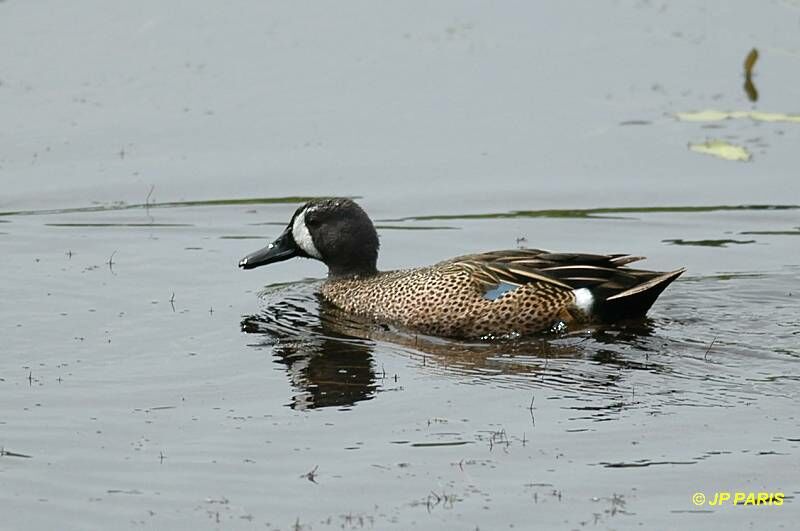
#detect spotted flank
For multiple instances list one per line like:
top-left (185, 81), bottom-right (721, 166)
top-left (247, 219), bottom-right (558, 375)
top-left (240, 198), bottom-right (685, 339)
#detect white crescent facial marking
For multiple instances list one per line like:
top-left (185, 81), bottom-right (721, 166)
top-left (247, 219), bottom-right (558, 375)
top-left (573, 288), bottom-right (594, 313)
top-left (292, 208), bottom-right (322, 259)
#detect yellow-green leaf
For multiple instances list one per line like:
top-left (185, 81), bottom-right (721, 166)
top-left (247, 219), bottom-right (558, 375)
top-left (675, 110), bottom-right (800, 123)
top-left (688, 140), bottom-right (752, 162)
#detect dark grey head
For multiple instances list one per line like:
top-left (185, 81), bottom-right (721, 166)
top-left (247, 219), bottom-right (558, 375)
top-left (239, 198), bottom-right (379, 277)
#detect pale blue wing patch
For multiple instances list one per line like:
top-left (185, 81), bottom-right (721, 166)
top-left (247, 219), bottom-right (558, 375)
top-left (482, 281), bottom-right (520, 301)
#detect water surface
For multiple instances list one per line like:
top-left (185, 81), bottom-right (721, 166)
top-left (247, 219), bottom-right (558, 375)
top-left (2, 1), bottom-right (800, 530)
top-left (3, 200), bottom-right (798, 530)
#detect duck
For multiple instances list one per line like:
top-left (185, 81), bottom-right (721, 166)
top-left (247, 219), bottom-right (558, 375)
top-left (239, 198), bottom-right (685, 339)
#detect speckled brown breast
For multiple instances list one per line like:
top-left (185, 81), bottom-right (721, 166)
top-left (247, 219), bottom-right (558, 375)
top-left (320, 261), bottom-right (579, 338)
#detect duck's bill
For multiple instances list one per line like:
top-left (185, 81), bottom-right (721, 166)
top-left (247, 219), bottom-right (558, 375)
top-left (238, 229), bottom-right (299, 270)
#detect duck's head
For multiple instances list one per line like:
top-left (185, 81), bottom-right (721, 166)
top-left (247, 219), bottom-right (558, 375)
top-left (239, 198), bottom-right (379, 277)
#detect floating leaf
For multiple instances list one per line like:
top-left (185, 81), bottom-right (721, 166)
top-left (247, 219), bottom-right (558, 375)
top-left (675, 110), bottom-right (800, 123)
top-left (688, 140), bottom-right (752, 161)
top-left (676, 110), bottom-right (734, 122)
top-left (747, 111), bottom-right (800, 122)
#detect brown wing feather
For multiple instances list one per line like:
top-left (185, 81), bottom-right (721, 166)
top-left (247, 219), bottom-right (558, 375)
top-left (445, 249), bottom-right (646, 269)
top-left (444, 259), bottom-right (573, 292)
top-left (443, 249), bottom-right (679, 303)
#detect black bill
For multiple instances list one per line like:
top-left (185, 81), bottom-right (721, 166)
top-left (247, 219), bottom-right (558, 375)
top-left (238, 228), bottom-right (300, 270)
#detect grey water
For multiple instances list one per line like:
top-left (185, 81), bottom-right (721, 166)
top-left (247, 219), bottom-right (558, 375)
top-left (2, 1), bottom-right (799, 530)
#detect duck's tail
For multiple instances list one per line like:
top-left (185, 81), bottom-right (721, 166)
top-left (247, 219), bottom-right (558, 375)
top-left (591, 267), bottom-right (686, 321)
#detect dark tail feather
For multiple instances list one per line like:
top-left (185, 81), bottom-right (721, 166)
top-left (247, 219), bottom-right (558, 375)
top-left (595, 268), bottom-right (685, 321)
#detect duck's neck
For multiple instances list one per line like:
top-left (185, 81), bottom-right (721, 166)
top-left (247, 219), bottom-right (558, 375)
top-left (327, 263), bottom-right (379, 279)
top-left (323, 239), bottom-right (379, 278)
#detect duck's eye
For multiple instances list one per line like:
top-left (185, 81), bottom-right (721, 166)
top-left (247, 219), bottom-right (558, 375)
top-left (305, 213), bottom-right (320, 227)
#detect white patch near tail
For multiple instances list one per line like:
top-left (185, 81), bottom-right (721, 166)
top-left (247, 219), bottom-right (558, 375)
top-left (292, 208), bottom-right (322, 259)
top-left (573, 288), bottom-right (594, 313)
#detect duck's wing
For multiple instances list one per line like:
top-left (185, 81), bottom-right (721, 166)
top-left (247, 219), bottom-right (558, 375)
top-left (451, 258), bottom-right (575, 292)
top-left (444, 249), bottom-right (685, 320)
top-left (446, 249), bottom-right (645, 269)
top-left (444, 249), bottom-right (649, 289)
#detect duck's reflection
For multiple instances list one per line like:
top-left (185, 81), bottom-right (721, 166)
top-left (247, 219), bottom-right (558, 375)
top-left (241, 285), bottom-right (379, 410)
top-left (241, 282), bottom-right (667, 410)
top-left (271, 334), bottom-right (376, 410)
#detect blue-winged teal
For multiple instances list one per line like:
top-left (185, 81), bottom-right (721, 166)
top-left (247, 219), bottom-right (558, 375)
top-left (240, 198), bottom-right (685, 339)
